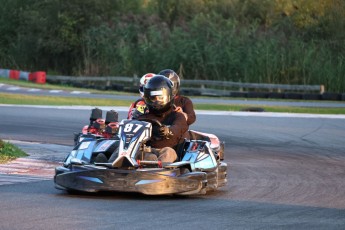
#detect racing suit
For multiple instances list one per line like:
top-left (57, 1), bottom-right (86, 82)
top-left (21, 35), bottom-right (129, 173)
top-left (128, 95), bottom-right (196, 125)
top-left (173, 95), bottom-right (196, 126)
top-left (136, 107), bottom-right (188, 162)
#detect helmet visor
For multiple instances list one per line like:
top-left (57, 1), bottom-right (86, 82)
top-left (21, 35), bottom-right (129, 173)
top-left (145, 89), bottom-right (170, 109)
top-left (149, 90), bottom-right (169, 102)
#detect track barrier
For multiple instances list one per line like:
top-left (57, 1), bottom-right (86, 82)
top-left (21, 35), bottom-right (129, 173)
top-left (0, 68), bottom-right (46, 84)
top-left (1, 70), bottom-right (343, 101)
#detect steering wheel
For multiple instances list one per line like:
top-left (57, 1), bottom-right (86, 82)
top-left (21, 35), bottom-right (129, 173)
top-left (137, 118), bottom-right (164, 140)
top-left (137, 118), bottom-right (163, 127)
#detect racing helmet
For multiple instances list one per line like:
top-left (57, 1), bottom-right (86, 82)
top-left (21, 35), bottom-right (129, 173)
top-left (158, 69), bottom-right (180, 97)
top-left (143, 75), bottom-right (174, 114)
top-left (139, 73), bottom-right (155, 97)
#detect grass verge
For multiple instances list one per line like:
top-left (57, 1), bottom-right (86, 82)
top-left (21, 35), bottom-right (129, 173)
top-left (196, 104), bottom-right (345, 115)
top-left (1, 78), bottom-right (345, 114)
top-left (0, 78), bottom-right (133, 95)
top-left (0, 92), bottom-right (132, 106)
top-left (1, 92), bottom-right (345, 114)
top-left (0, 140), bottom-right (28, 164)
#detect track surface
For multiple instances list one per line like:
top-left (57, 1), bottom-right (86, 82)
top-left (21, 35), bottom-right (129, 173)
top-left (0, 105), bottom-right (344, 229)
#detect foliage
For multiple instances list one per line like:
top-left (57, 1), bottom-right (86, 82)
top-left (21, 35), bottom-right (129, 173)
top-left (0, 139), bottom-right (27, 163)
top-left (0, 0), bottom-right (344, 92)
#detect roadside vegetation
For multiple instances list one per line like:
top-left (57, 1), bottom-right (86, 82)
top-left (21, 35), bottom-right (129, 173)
top-left (0, 0), bottom-right (344, 93)
top-left (1, 77), bottom-right (345, 115)
top-left (2, 1), bottom-right (344, 163)
top-left (0, 140), bottom-right (27, 164)
top-left (1, 90), bottom-right (345, 115)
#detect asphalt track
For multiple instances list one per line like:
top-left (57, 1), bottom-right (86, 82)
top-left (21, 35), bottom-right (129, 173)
top-left (0, 105), bottom-right (344, 229)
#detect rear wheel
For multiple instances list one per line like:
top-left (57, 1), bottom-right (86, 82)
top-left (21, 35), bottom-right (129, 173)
top-left (218, 141), bottom-right (225, 161)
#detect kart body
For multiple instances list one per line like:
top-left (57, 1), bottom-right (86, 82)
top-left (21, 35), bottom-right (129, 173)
top-left (54, 109), bottom-right (227, 195)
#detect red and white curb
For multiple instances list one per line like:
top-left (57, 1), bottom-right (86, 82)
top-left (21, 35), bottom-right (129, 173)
top-left (0, 158), bottom-right (60, 185)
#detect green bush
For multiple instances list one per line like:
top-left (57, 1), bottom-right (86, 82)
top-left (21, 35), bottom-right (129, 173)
top-left (0, 0), bottom-right (344, 92)
top-left (0, 140), bottom-right (27, 163)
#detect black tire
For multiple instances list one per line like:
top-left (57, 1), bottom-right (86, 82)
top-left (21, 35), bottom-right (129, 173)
top-left (92, 153), bottom-right (108, 163)
top-left (65, 189), bottom-right (81, 195)
top-left (217, 162), bottom-right (227, 187)
top-left (179, 167), bottom-right (190, 175)
top-left (206, 169), bottom-right (218, 192)
top-left (240, 107), bottom-right (265, 112)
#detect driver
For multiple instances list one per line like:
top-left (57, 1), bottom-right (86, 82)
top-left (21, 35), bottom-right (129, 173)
top-left (127, 73), bottom-right (154, 119)
top-left (135, 74), bottom-right (188, 163)
top-left (158, 69), bottom-right (196, 126)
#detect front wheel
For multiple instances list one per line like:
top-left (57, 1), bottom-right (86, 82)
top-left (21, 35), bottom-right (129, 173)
top-left (217, 162), bottom-right (227, 187)
top-left (179, 167), bottom-right (190, 175)
top-left (206, 169), bottom-right (218, 192)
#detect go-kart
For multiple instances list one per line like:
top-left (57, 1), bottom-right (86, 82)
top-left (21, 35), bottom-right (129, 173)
top-left (54, 108), bottom-right (227, 195)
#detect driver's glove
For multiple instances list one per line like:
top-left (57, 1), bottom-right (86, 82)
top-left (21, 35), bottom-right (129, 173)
top-left (175, 106), bottom-right (188, 120)
top-left (158, 125), bottom-right (173, 139)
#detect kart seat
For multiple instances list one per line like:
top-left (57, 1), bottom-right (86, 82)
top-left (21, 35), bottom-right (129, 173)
top-left (174, 138), bottom-right (190, 161)
top-left (188, 130), bottom-right (220, 151)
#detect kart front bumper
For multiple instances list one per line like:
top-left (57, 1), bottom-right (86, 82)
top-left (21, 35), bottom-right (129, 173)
top-left (54, 166), bottom-right (207, 195)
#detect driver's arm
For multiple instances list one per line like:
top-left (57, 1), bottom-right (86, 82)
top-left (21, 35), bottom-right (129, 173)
top-left (181, 97), bottom-right (196, 125)
top-left (168, 112), bottom-right (188, 138)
